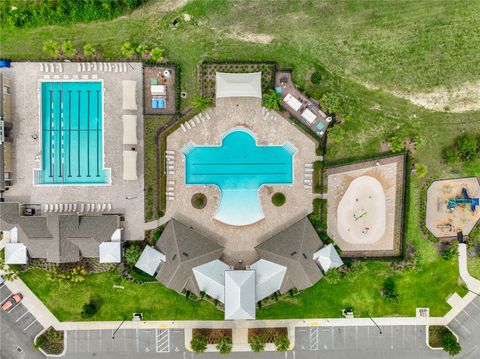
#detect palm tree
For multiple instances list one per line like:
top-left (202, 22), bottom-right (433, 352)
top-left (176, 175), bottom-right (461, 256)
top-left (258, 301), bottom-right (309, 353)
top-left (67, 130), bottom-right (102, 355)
top-left (42, 40), bottom-right (60, 58)
top-left (262, 90), bottom-right (282, 110)
top-left (191, 95), bottom-right (212, 112)
top-left (120, 41), bottom-right (135, 59)
top-left (83, 43), bottom-right (96, 59)
top-left (150, 47), bottom-right (164, 63)
top-left (61, 40), bottom-right (76, 58)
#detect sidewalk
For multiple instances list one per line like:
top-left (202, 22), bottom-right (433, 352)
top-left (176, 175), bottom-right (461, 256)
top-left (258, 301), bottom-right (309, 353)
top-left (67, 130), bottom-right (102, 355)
top-left (144, 214), bottom-right (171, 231)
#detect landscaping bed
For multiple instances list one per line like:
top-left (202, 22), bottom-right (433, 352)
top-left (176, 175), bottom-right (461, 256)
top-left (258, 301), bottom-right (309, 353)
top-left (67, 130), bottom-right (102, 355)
top-left (35, 327), bottom-right (64, 355)
top-left (271, 192), bottom-right (286, 207)
top-left (191, 193), bottom-right (207, 209)
top-left (192, 328), bottom-right (232, 345)
top-left (248, 328), bottom-right (287, 343)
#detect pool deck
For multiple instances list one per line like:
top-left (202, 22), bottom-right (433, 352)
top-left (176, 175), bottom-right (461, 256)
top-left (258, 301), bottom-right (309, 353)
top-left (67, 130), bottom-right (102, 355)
top-left (166, 97), bottom-right (318, 265)
top-left (0, 62), bottom-right (145, 242)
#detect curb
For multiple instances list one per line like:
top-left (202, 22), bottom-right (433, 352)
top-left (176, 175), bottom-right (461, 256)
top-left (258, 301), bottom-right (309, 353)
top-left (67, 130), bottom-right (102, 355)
top-left (34, 328), bottom-right (67, 357)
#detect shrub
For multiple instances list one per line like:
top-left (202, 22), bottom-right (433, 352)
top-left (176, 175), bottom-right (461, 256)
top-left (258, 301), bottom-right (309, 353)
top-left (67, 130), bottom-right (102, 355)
top-left (191, 95), bottom-right (212, 112)
top-left (136, 43), bottom-right (149, 58)
top-left (387, 136), bottom-right (405, 153)
top-left (414, 163), bottom-right (427, 178)
top-left (216, 336), bottom-right (232, 355)
top-left (320, 92), bottom-right (341, 114)
top-left (310, 72), bottom-right (322, 84)
top-left (34, 327), bottom-right (64, 355)
top-left (83, 43), bottom-right (96, 59)
top-left (42, 40), bottom-right (59, 58)
top-left (190, 333), bottom-right (208, 353)
top-left (249, 335), bottom-right (266, 352)
top-left (120, 41), bottom-right (135, 59)
top-left (150, 47), bottom-right (164, 63)
top-left (324, 268), bottom-right (342, 284)
top-left (124, 244), bottom-right (142, 266)
top-left (328, 126), bottom-right (345, 143)
top-left (152, 230), bottom-right (162, 241)
top-left (274, 335), bottom-right (290, 352)
top-left (442, 333), bottom-right (461, 356)
top-left (69, 266), bottom-right (86, 283)
top-left (81, 299), bottom-right (99, 319)
top-left (456, 135), bottom-right (478, 161)
top-left (443, 148), bottom-right (460, 164)
top-left (262, 90), bottom-right (282, 110)
top-left (61, 40), bottom-right (76, 58)
top-left (382, 277), bottom-right (399, 303)
top-left (272, 192), bottom-right (286, 207)
top-left (313, 160), bottom-right (322, 170)
top-left (442, 243), bottom-right (458, 261)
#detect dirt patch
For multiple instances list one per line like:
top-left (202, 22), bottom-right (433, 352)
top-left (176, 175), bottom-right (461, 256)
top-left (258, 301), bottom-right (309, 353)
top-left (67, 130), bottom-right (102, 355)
top-left (226, 31), bottom-right (274, 44)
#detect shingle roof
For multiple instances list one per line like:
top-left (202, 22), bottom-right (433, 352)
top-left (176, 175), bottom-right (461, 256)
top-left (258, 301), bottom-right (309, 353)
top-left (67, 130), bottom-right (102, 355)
top-left (0, 202), bottom-right (120, 263)
top-left (255, 217), bottom-right (324, 292)
top-left (155, 219), bottom-right (223, 294)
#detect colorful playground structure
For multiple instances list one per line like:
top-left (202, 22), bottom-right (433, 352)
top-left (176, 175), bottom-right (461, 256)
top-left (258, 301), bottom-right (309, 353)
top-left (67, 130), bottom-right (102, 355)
top-left (447, 187), bottom-right (479, 212)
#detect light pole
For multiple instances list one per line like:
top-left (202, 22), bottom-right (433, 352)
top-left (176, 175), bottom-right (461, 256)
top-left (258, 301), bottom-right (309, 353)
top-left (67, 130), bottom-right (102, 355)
top-left (367, 314), bottom-right (382, 335)
top-left (112, 319), bottom-right (126, 339)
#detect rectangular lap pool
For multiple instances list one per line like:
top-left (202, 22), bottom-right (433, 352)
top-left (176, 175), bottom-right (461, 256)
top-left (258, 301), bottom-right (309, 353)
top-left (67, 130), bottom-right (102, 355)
top-left (35, 81), bottom-right (110, 185)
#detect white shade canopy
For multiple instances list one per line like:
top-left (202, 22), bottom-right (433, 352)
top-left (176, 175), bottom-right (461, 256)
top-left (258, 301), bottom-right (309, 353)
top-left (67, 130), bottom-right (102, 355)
top-left (284, 93), bottom-right (302, 111)
top-left (123, 151), bottom-right (138, 181)
top-left (224, 270), bottom-right (256, 320)
top-left (99, 241), bottom-right (121, 263)
top-left (135, 246), bottom-right (166, 276)
top-left (5, 242), bottom-right (27, 264)
top-left (193, 259), bottom-right (229, 303)
top-left (313, 243), bottom-right (343, 272)
top-left (301, 108), bottom-right (317, 124)
top-left (250, 259), bottom-right (287, 301)
top-left (123, 115), bottom-right (137, 145)
top-left (215, 72), bottom-right (262, 99)
top-left (151, 85), bottom-right (166, 95)
top-left (122, 80), bottom-right (137, 110)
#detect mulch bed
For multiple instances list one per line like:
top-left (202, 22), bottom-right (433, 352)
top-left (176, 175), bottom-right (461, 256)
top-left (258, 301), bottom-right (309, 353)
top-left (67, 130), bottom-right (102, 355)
top-left (248, 328), bottom-right (287, 343)
top-left (193, 328), bottom-right (232, 345)
top-left (191, 193), bottom-right (207, 209)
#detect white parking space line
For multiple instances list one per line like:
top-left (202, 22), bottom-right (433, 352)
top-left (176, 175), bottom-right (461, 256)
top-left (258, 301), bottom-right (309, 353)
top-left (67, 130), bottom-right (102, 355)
top-left (136, 328), bottom-right (139, 353)
top-left (87, 330), bottom-right (90, 353)
top-left (463, 309), bottom-right (480, 327)
top-left (470, 301), bottom-right (480, 311)
top-left (7, 304), bottom-right (21, 314)
top-left (75, 330), bottom-right (78, 354)
top-left (15, 311), bottom-right (29, 323)
top-left (124, 328), bottom-right (127, 352)
top-left (452, 319), bottom-right (472, 335)
top-left (23, 319), bottom-right (37, 331)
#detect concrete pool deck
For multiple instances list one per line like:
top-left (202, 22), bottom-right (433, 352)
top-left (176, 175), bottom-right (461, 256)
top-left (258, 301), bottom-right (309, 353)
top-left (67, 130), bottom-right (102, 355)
top-left (166, 97), bottom-right (318, 265)
top-left (1, 62), bottom-right (145, 241)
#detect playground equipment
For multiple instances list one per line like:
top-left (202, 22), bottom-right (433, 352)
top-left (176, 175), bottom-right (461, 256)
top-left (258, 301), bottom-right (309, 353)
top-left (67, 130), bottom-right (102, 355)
top-left (447, 187), bottom-right (479, 212)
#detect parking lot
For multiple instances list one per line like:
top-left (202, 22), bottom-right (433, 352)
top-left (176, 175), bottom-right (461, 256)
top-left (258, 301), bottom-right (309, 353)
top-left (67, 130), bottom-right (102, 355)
top-left (448, 294), bottom-right (480, 354)
top-left (297, 325), bottom-right (426, 352)
top-left (65, 328), bottom-right (172, 355)
top-left (0, 284), bottom-right (45, 343)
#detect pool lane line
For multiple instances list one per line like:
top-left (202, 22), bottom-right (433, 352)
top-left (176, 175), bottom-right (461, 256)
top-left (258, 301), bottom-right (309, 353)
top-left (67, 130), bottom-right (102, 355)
top-left (49, 89), bottom-right (54, 179)
top-left (68, 90), bottom-right (72, 177)
top-left (96, 90), bottom-right (100, 177)
top-left (58, 87), bottom-right (63, 179)
top-left (87, 90), bottom-right (91, 178)
top-left (77, 90), bottom-right (81, 178)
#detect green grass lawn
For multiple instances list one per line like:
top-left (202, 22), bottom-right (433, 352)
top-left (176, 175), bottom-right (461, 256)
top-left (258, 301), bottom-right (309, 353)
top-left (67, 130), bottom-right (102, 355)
top-left (19, 269), bottom-right (223, 321)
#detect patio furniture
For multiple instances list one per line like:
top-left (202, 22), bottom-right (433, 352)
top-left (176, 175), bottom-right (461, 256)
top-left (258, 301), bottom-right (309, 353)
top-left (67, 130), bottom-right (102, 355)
top-left (150, 78), bottom-right (158, 85)
top-left (301, 108), bottom-right (317, 124)
top-left (151, 85), bottom-right (166, 96)
top-left (284, 93), bottom-right (302, 111)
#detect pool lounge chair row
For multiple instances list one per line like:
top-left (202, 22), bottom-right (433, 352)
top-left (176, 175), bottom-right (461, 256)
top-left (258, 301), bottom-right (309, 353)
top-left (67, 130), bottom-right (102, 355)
top-left (40, 63), bottom-right (63, 73)
top-left (77, 62), bottom-right (129, 73)
top-left (42, 203), bottom-right (113, 213)
top-left (180, 112), bottom-right (211, 132)
top-left (166, 150), bottom-right (176, 200)
top-left (304, 163), bottom-right (314, 189)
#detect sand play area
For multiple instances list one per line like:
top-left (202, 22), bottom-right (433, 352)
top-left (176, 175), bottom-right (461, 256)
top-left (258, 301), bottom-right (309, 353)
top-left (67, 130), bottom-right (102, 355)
top-left (327, 155), bottom-right (405, 257)
top-left (426, 177), bottom-right (480, 238)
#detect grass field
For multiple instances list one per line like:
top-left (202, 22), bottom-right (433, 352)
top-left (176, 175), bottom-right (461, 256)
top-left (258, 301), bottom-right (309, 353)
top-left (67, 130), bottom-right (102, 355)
top-left (3, 0), bottom-right (480, 320)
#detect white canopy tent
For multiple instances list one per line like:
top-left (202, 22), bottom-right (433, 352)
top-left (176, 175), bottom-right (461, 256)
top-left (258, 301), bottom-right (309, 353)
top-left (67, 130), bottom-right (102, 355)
top-left (122, 80), bottom-right (137, 110)
top-left (192, 259), bottom-right (229, 303)
top-left (99, 242), bottom-right (121, 263)
top-left (215, 72), bottom-right (262, 99)
top-left (123, 150), bottom-right (138, 181)
top-left (250, 259), bottom-right (287, 302)
top-left (123, 115), bottom-right (137, 145)
top-left (135, 246), bottom-right (166, 276)
top-left (313, 244), bottom-right (344, 272)
top-left (5, 243), bottom-right (27, 265)
top-left (224, 270), bottom-right (256, 320)
top-left (151, 85), bottom-right (166, 95)
top-left (284, 93), bottom-right (302, 111)
top-left (301, 108), bottom-right (317, 124)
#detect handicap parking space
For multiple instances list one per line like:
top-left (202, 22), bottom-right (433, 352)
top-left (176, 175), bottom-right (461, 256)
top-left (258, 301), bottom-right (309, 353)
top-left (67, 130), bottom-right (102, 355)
top-left (66, 328), bottom-right (171, 355)
top-left (301, 325), bottom-right (427, 352)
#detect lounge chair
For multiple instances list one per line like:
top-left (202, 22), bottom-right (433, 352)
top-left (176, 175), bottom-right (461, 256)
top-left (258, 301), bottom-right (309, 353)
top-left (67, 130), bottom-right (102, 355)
top-left (49, 204), bottom-right (54, 212)
top-left (167, 187), bottom-right (174, 191)
top-left (40, 63), bottom-right (44, 72)
top-left (57, 63), bottom-right (63, 72)
top-left (97, 203), bottom-right (102, 211)
top-left (195, 116), bottom-right (201, 124)
top-left (43, 204), bottom-right (48, 213)
top-left (107, 203), bottom-right (112, 212)
top-left (85, 203), bottom-right (91, 212)
top-left (123, 63), bottom-right (127, 72)
top-left (114, 64), bottom-right (118, 73)
top-left (167, 197), bottom-right (175, 201)
top-left (50, 63), bottom-right (55, 72)
top-left (185, 122), bottom-right (191, 130)
top-left (54, 204), bottom-right (59, 212)
top-left (93, 62), bottom-right (97, 71)
top-left (72, 204), bottom-right (77, 212)
top-left (190, 120), bottom-right (196, 128)
top-left (101, 204), bottom-right (106, 212)
top-left (79, 203), bottom-right (84, 212)
top-left (205, 112), bottom-right (211, 120)
top-left (166, 150), bottom-right (175, 155)
top-left (181, 124), bottom-right (187, 132)
top-left (168, 171), bottom-right (175, 175)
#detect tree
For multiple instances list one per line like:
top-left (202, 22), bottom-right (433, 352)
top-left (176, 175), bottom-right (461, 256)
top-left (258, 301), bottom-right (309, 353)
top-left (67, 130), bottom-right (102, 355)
top-left (382, 277), bottom-right (399, 303)
top-left (414, 163), bottom-right (427, 178)
top-left (150, 47), bottom-right (164, 63)
top-left (216, 336), bottom-right (232, 355)
top-left (136, 43), bottom-right (149, 58)
top-left (83, 43), bottom-right (96, 59)
top-left (262, 90), bottom-right (282, 110)
top-left (274, 335), bottom-right (290, 352)
top-left (320, 92), bottom-right (341, 114)
top-left (190, 333), bottom-right (208, 353)
top-left (249, 335), bottom-right (266, 352)
top-left (386, 136), bottom-right (405, 153)
top-left (328, 126), bottom-right (345, 143)
top-left (42, 40), bottom-right (59, 58)
top-left (120, 41), bottom-right (135, 59)
top-left (81, 299), bottom-right (99, 318)
top-left (124, 244), bottom-right (142, 266)
top-left (310, 72), bottom-right (322, 84)
top-left (443, 148), bottom-right (460, 164)
top-left (456, 135), bottom-right (478, 161)
top-left (191, 95), bottom-right (212, 112)
top-left (61, 40), bottom-right (76, 58)
top-left (442, 333), bottom-right (461, 356)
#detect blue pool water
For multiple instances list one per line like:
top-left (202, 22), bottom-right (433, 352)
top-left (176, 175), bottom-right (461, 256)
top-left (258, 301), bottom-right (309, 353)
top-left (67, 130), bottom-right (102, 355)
top-left (36, 81), bottom-right (110, 185)
top-left (183, 130), bottom-right (295, 226)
